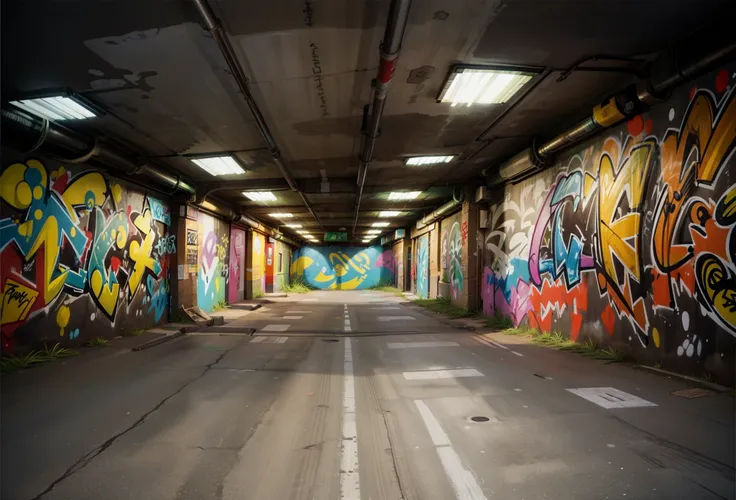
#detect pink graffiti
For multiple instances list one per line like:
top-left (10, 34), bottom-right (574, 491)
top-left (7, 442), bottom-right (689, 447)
top-left (482, 267), bottom-right (531, 326)
top-left (202, 232), bottom-right (218, 269)
top-left (375, 250), bottom-right (396, 273)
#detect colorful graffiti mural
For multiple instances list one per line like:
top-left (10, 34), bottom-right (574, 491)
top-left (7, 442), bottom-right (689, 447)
top-left (196, 213), bottom-right (229, 313)
top-left (440, 212), bottom-right (464, 301)
top-left (229, 227), bottom-right (245, 302)
top-left (481, 67), bottom-right (735, 381)
top-left (291, 246), bottom-right (395, 290)
top-left (0, 154), bottom-right (172, 352)
top-left (416, 234), bottom-right (429, 299)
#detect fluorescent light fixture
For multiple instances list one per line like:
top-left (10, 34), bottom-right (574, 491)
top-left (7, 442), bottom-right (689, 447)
top-left (366, 230), bottom-right (381, 235)
top-left (269, 213), bottom-right (294, 218)
top-left (191, 155), bottom-right (245, 176)
top-left (405, 155), bottom-right (455, 166)
top-left (243, 191), bottom-right (276, 202)
top-left (10, 95), bottom-right (98, 121)
top-left (285, 224), bottom-right (302, 228)
top-left (388, 191), bottom-right (421, 201)
top-left (379, 211), bottom-right (402, 217)
top-left (298, 231), bottom-right (312, 236)
top-left (438, 67), bottom-right (535, 107)
top-left (372, 222), bottom-right (390, 228)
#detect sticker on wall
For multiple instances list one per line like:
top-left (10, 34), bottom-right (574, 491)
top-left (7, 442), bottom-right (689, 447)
top-left (178, 265), bottom-right (185, 280)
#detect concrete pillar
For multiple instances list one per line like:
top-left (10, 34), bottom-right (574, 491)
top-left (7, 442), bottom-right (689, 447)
top-left (171, 203), bottom-right (198, 313)
top-left (460, 189), bottom-right (480, 311)
top-left (429, 225), bottom-right (440, 299)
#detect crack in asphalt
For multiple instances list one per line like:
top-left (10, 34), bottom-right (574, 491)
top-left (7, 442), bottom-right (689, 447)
top-left (30, 345), bottom-right (238, 500)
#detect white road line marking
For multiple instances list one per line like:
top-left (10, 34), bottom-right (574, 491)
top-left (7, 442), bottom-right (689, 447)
top-left (414, 400), bottom-right (487, 500)
top-left (403, 369), bottom-right (483, 380)
top-left (486, 339), bottom-right (508, 350)
top-left (249, 336), bottom-right (288, 344)
top-left (282, 316), bottom-right (304, 320)
top-left (274, 336), bottom-right (288, 344)
top-left (261, 324), bottom-right (290, 332)
top-left (249, 336), bottom-right (265, 343)
top-left (511, 351), bottom-right (524, 357)
top-left (567, 387), bottom-right (658, 409)
top-left (286, 310), bottom-right (312, 314)
top-left (302, 298), bottom-right (318, 302)
top-left (341, 338), bottom-right (360, 499)
top-left (378, 316), bottom-right (416, 321)
top-left (345, 326), bottom-right (352, 332)
top-left (388, 341), bottom-right (460, 349)
top-left (370, 306), bottom-right (402, 310)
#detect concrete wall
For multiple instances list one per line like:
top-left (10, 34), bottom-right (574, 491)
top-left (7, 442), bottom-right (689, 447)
top-left (246, 231), bottom-right (265, 298)
top-left (0, 150), bottom-right (173, 351)
top-left (291, 245), bottom-right (395, 290)
top-left (480, 66), bottom-right (736, 385)
top-left (391, 239), bottom-right (405, 289)
top-left (274, 240), bottom-right (291, 292)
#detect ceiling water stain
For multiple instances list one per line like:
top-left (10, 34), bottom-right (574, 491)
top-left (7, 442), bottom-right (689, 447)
top-left (407, 66), bottom-right (435, 85)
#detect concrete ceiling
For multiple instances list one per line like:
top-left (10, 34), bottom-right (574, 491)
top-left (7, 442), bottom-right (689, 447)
top-left (2, 0), bottom-right (732, 243)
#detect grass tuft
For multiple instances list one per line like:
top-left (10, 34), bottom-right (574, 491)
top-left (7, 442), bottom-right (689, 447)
top-left (123, 328), bottom-right (147, 337)
top-left (485, 313), bottom-right (514, 329)
top-left (85, 337), bottom-right (109, 347)
top-left (41, 342), bottom-right (79, 359)
top-left (413, 297), bottom-right (481, 319)
top-left (1, 342), bottom-right (78, 374)
top-left (282, 276), bottom-right (313, 294)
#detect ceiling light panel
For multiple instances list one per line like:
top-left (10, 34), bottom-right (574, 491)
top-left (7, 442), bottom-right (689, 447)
top-left (243, 191), bottom-right (276, 201)
top-left (11, 96), bottom-right (98, 121)
top-left (405, 156), bottom-right (455, 166)
top-left (269, 213), bottom-right (294, 218)
top-left (285, 224), bottom-right (302, 228)
top-left (372, 222), bottom-right (390, 228)
top-left (379, 211), bottom-right (402, 217)
top-left (191, 156), bottom-right (245, 176)
top-left (438, 67), bottom-right (534, 107)
top-left (388, 191), bottom-right (421, 201)
top-left (365, 230), bottom-right (381, 234)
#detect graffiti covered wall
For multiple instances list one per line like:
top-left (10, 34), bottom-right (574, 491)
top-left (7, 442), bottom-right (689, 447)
top-left (291, 246), bottom-right (395, 290)
top-left (416, 234), bottom-right (429, 298)
top-left (247, 231), bottom-right (265, 298)
top-left (392, 240), bottom-right (404, 289)
top-left (440, 211), bottom-right (464, 302)
top-left (228, 226), bottom-right (246, 303)
top-left (482, 67), bottom-right (736, 383)
top-left (0, 151), bottom-right (173, 352)
top-left (196, 212), bottom-right (229, 313)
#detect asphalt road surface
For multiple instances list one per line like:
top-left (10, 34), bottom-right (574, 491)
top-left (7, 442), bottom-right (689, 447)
top-left (2, 290), bottom-right (734, 500)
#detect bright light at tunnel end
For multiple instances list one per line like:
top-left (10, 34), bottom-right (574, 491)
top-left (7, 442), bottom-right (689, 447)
top-left (438, 66), bottom-right (535, 107)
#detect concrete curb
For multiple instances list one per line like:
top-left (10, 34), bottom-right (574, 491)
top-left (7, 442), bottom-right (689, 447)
top-left (400, 303), bottom-right (480, 332)
top-left (132, 331), bottom-right (186, 351)
top-left (636, 365), bottom-right (733, 393)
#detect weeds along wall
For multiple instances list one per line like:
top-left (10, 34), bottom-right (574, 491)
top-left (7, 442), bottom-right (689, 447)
top-left (481, 66), bottom-right (736, 384)
top-left (0, 149), bottom-right (173, 353)
top-left (291, 245), bottom-right (395, 290)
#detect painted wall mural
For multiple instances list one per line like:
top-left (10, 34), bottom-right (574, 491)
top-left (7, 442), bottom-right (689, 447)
top-left (291, 246), bottom-right (395, 290)
top-left (416, 234), bottom-right (429, 299)
top-left (196, 212), bottom-right (229, 313)
top-left (0, 153), bottom-right (172, 352)
top-left (440, 212), bottom-right (464, 301)
top-left (228, 227), bottom-right (245, 302)
top-left (482, 67), bottom-right (736, 383)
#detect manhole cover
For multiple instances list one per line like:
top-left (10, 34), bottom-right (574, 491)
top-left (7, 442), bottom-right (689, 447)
top-left (671, 388), bottom-right (716, 399)
top-left (470, 416), bottom-right (490, 422)
top-left (321, 339), bottom-right (339, 343)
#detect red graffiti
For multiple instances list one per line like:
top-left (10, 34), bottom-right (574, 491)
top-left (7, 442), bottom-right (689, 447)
top-left (601, 305), bottom-right (616, 336)
top-left (527, 278), bottom-right (588, 340)
top-left (461, 221), bottom-right (468, 245)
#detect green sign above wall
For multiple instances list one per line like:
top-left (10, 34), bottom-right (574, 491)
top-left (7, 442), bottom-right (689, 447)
top-left (324, 231), bottom-right (348, 242)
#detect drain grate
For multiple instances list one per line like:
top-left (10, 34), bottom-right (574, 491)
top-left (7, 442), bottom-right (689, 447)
top-left (470, 416), bottom-right (490, 422)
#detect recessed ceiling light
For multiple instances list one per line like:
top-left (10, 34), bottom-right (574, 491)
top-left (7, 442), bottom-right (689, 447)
top-left (191, 155), bottom-right (245, 176)
top-left (10, 95), bottom-right (99, 121)
top-left (379, 211), bottom-right (402, 217)
top-left (269, 212), bottom-right (294, 218)
top-left (405, 156), bottom-right (455, 166)
top-left (372, 222), bottom-right (390, 228)
top-left (388, 191), bottom-right (421, 201)
top-left (285, 224), bottom-right (302, 228)
top-left (438, 66), bottom-right (535, 107)
top-left (366, 230), bottom-right (381, 234)
top-left (243, 191), bottom-right (276, 201)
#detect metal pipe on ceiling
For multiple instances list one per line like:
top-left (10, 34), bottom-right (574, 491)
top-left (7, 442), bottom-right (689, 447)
top-left (191, 0), bottom-right (323, 229)
top-left (0, 107), bottom-right (196, 195)
top-left (352, 0), bottom-right (413, 231)
top-left (415, 189), bottom-right (464, 229)
top-left (483, 23), bottom-right (736, 187)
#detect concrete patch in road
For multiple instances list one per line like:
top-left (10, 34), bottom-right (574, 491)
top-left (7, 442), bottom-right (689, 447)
top-left (387, 341), bottom-right (459, 349)
top-left (261, 324), bottom-right (290, 332)
top-left (403, 368), bottom-right (483, 380)
top-left (378, 316), bottom-right (416, 321)
top-left (566, 387), bottom-right (657, 409)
